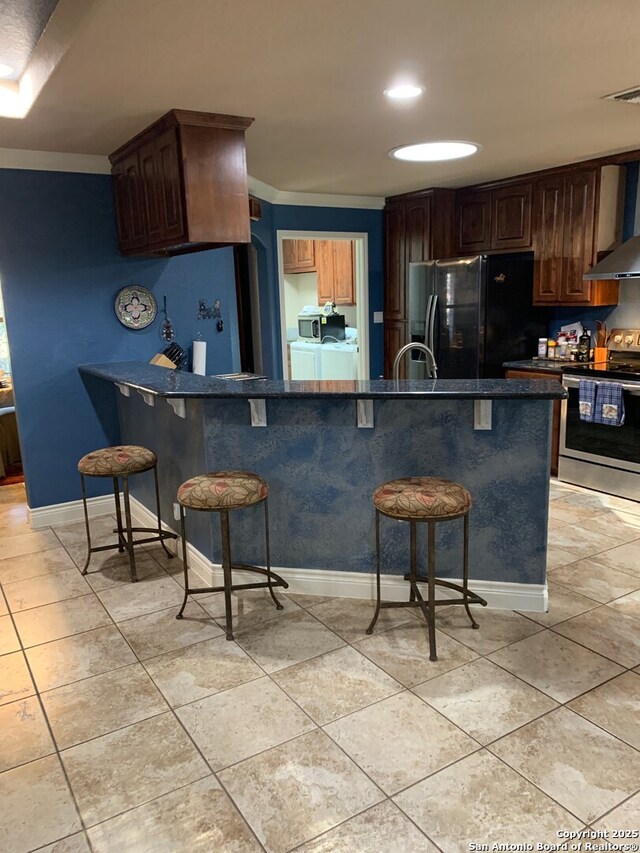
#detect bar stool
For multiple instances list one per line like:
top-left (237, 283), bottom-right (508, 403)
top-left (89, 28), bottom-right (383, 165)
top-left (175, 470), bottom-right (288, 640)
top-left (366, 476), bottom-right (487, 661)
top-left (78, 445), bottom-right (176, 583)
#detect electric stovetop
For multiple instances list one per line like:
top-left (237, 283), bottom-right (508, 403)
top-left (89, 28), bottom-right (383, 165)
top-left (564, 361), bottom-right (640, 382)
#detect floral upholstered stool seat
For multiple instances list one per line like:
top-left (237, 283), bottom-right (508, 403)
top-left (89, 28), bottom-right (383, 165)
top-left (366, 476), bottom-right (487, 661)
top-left (77, 445), bottom-right (176, 583)
top-left (175, 471), bottom-right (288, 640)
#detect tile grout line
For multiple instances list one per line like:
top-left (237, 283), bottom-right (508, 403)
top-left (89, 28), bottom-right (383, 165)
top-left (4, 494), bottom-right (640, 846)
top-left (0, 577), bottom-right (94, 853)
top-left (52, 519), bottom-right (269, 850)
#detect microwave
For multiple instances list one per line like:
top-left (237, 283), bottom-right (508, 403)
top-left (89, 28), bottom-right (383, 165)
top-left (298, 312), bottom-right (346, 343)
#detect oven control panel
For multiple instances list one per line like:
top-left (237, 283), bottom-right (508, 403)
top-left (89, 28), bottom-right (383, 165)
top-left (610, 329), bottom-right (640, 352)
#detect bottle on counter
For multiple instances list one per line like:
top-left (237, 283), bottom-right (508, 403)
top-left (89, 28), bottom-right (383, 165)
top-left (577, 330), bottom-right (591, 363)
top-left (537, 338), bottom-right (548, 357)
top-left (547, 340), bottom-right (556, 359)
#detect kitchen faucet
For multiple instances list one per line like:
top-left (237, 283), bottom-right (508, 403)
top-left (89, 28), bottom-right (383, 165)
top-left (392, 343), bottom-right (438, 380)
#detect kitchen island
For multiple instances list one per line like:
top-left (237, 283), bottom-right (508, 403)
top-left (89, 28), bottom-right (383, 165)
top-left (80, 362), bottom-right (566, 611)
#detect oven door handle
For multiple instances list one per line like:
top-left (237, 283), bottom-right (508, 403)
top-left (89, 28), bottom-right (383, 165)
top-left (563, 376), bottom-right (640, 395)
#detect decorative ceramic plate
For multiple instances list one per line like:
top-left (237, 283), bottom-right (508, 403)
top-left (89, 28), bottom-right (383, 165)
top-left (114, 286), bottom-right (157, 329)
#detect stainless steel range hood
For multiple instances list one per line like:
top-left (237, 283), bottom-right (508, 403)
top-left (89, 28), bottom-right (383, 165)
top-left (583, 236), bottom-right (640, 279)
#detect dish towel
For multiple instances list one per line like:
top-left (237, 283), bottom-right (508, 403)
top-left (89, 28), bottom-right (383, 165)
top-left (594, 381), bottom-right (625, 426)
top-left (578, 379), bottom-right (597, 422)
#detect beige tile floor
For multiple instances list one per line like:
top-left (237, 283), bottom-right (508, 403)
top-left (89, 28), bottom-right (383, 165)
top-left (1, 479), bottom-right (640, 851)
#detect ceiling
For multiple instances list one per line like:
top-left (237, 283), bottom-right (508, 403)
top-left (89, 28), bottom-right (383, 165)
top-left (1, 0), bottom-right (640, 197)
top-left (0, 0), bottom-right (59, 78)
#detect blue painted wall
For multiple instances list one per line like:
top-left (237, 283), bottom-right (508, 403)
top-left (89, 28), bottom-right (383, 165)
top-left (250, 199), bottom-right (384, 380)
top-left (0, 169), bottom-right (240, 508)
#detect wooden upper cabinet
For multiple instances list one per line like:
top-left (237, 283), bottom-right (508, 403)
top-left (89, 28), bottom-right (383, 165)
top-left (560, 170), bottom-right (597, 303)
top-left (533, 175), bottom-right (566, 303)
top-left (384, 201), bottom-right (406, 320)
top-left (109, 109), bottom-right (253, 257)
top-left (533, 167), bottom-right (617, 306)
top-left (111, 153), bottom-right (146, 253)
top-left (139, 128), bottom-right (185, 249)
top-left (405, 196), bottom-right (432, 264)
top-left (456, 183), bottom-right (532, 255)
top-left (455, 190), bottom-right (492, 254)
top-left (491, 182), bottom-right (532, 249)
top-left (283, 239), bottom-right (316, 273)
top-left (333, 241), bottom-right (355, 304)
top-left (316, 240), bottom-right (355, 305)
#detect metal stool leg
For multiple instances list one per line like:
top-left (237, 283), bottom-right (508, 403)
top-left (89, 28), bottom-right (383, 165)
top-left (220, 510), bottom-right (235, 640)
top-left (427, 520), bottom-right (437, 661)
top-left (409, 521), bottom-right (417, 603)
top-left (80, 474), bottom-right (93, 574)
top-left (176, 505), bottom-right (190, 619)
top-left (113, 477), bottom-right (126, 553)
top-left (122, 476), bottom-right (138, 583)
top-left (263, 499), bottom-right (283, 610)
top-left (366, 510), bottom-right (382, 634)
top-left (153, 465), bottom-right (173, 560)
top-left (462, 513), bottom-right (480, 629)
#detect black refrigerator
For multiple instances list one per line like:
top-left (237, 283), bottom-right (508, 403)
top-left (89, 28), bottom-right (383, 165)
top-left (407, 252), bottom-right (551, 379)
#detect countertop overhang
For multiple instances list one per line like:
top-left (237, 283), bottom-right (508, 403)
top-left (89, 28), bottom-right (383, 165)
top-left (79, 362), bottom-right (567, 400)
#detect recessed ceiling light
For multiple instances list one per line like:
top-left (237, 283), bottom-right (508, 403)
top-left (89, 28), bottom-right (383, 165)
top-left (384, 84), bottom-right (425, 100)
top-left (389, 141), bottom-right (481, 162)
top-left (0, 63), bottom-right (14, 78)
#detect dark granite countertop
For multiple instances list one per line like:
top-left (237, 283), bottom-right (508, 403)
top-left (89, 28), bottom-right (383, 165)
top-left (503, 359), bottom-right (577, 374)
top-left (80, 362), bottom-right (567, 400)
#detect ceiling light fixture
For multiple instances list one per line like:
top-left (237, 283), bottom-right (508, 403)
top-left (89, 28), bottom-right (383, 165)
top-left (384, 84), bottom-right (425, 100)
top-left (389, 141), bottom-right (480, 162)
top-left (0, 63), bottom-right (14, 78)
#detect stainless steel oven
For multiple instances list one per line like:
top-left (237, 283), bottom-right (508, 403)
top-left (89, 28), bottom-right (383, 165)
top-left (559, 374), bottom-right (640, 500)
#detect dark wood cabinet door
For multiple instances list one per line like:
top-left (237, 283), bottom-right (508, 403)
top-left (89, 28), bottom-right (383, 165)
top-left (491, 182), bottom-right (532, 249)
top-left (532, 176), bottom-right (565, 304)
top-left (112, 153), bottom-right (146, 252)
top-left (505, 369), bottom-right (561, 474)
top-left (155, 128), bottom-right (184, 242)
top-left (560, 169), bottom-right (597, 304)
top-left (138, 129), bottom-right (184, 248)
top-left (405, 196), bottom-right (432, 263)
top-left (455, 190), bottom-right (492, 254)
top-left (333, 241), bottom-right (355, 305)
top-left (384, 320), bottom-right (407, 379)
top-left (384, 201), bottom-right (406, 320)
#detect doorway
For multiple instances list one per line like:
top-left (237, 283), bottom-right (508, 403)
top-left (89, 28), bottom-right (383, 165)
top-left (276, 231), bottom-right (369, 380)
top-left (0, 282), bottom-right (23, 487)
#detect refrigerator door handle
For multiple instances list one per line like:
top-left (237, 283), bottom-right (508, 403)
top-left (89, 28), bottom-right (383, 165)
top-left (424, 296), bottom-right (433, 350)
top-left (429, 294), bottom-right (438, 354)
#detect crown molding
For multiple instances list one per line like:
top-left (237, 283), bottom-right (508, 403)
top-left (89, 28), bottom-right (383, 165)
top-left (247, 175), bottom-right (385, 210)
top-left (0, 147), bottom-right (385, 208)
top-left (0, 147), bottom-right (111, 174)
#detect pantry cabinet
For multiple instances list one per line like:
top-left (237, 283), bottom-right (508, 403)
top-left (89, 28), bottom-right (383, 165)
top-left (109, 109), bottom-right (254, 257)
top-left (382, 189), bottom-right (455, 377)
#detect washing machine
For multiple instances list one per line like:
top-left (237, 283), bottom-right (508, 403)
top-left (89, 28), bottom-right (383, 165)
top-left (290, 340), bottom-right (322, 380)
top-left (319, 341), bottom-right (359, 380)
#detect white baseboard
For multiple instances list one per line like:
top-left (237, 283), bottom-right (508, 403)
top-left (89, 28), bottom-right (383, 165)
top-left (129, 497), bottom-right (548, 612)
top-left (29, 495), bottom-right (116, 529)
